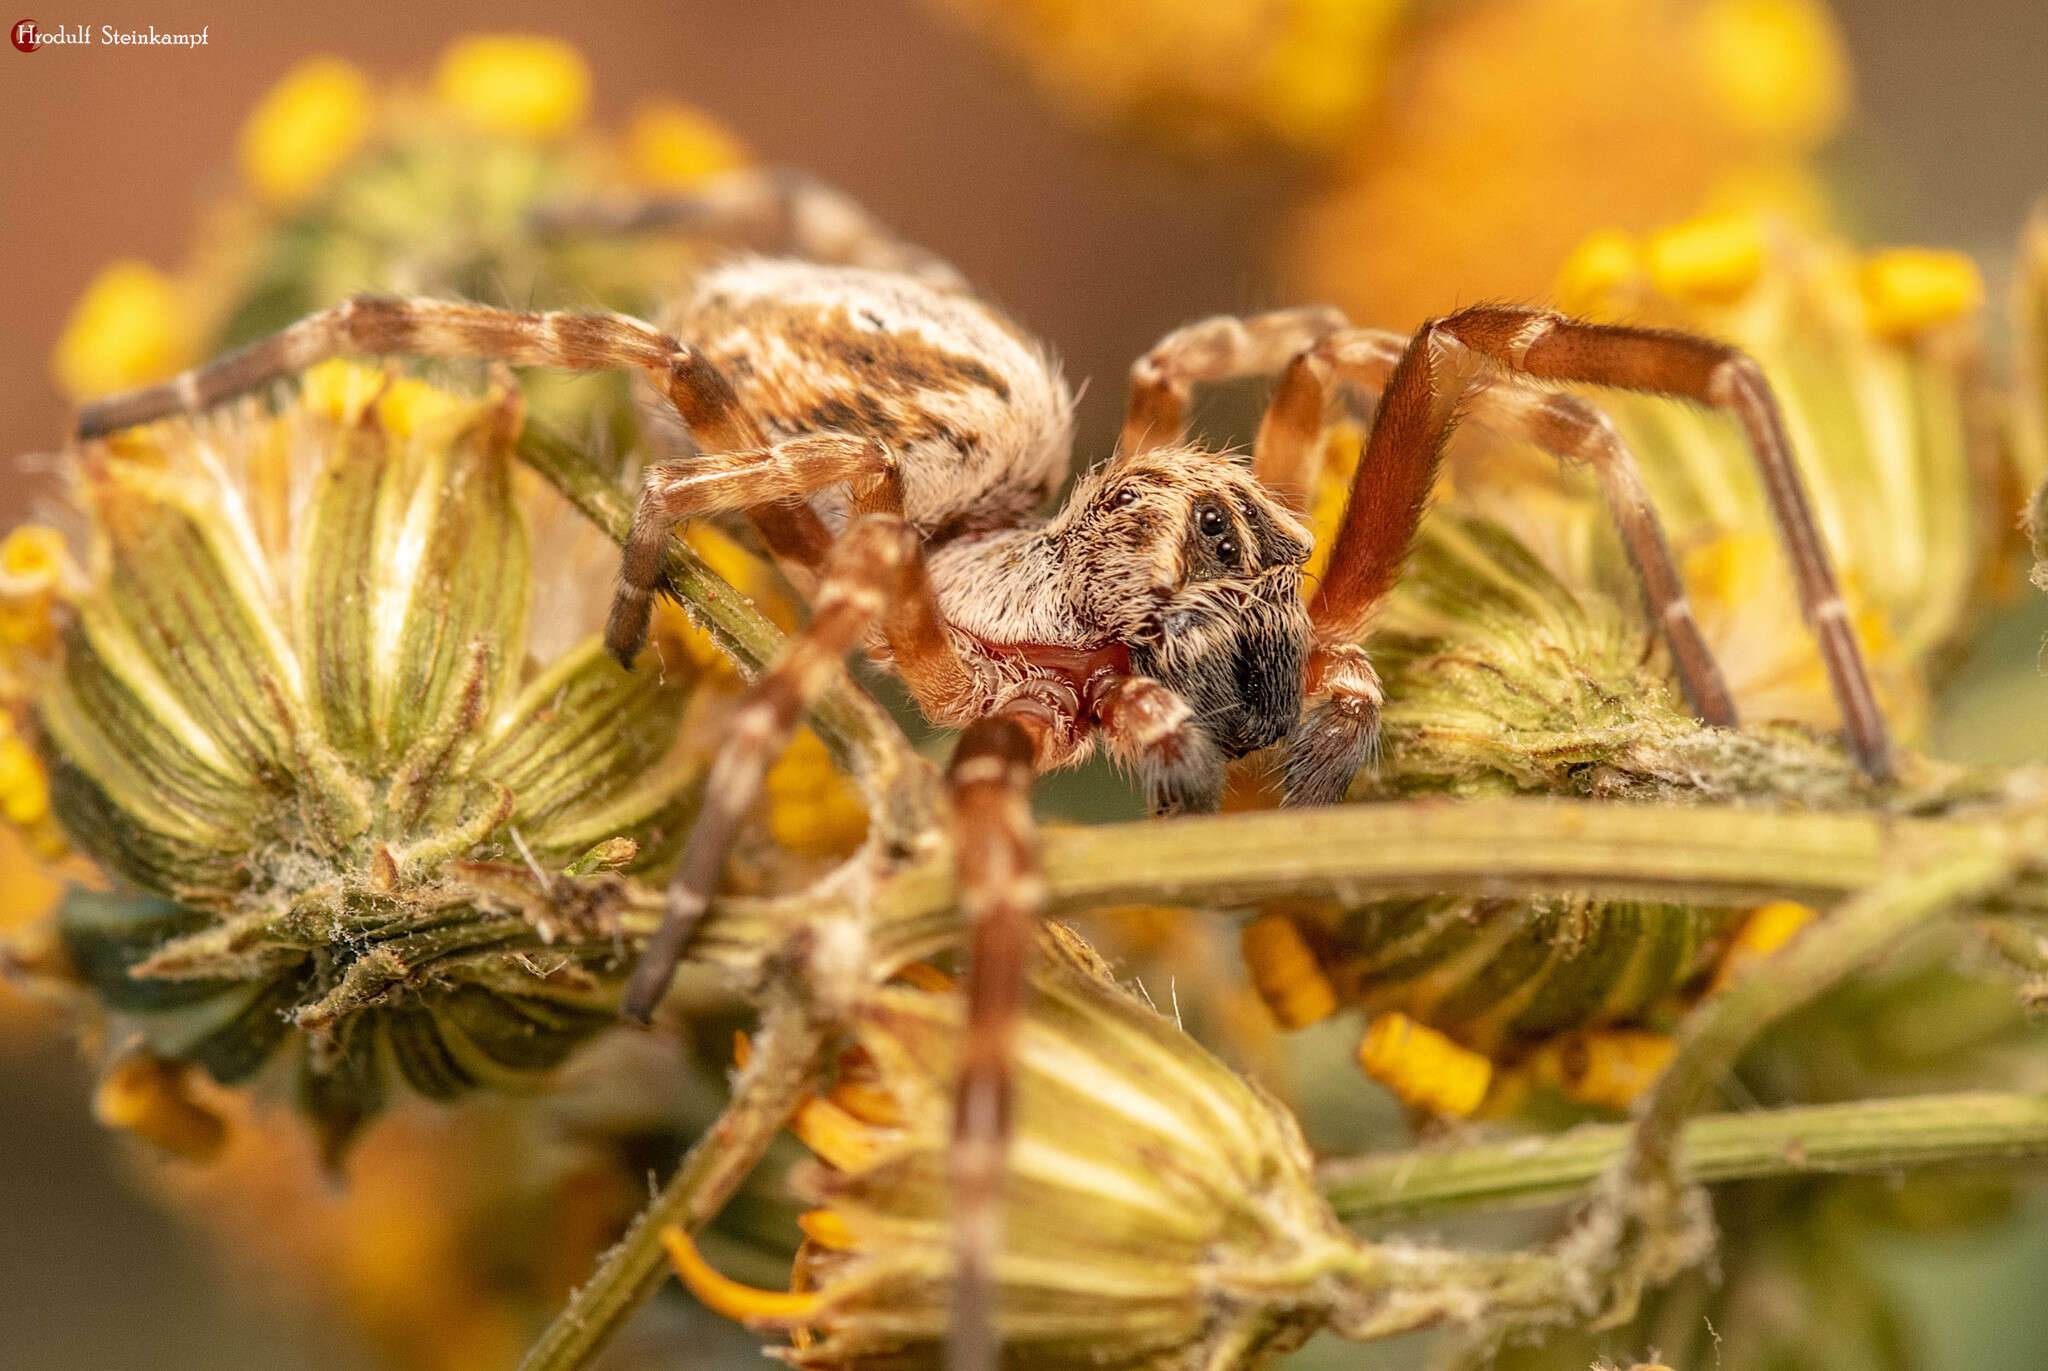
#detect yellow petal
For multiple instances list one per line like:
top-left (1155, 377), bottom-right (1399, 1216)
top-left (1694, 0), bottom-right (1850, 148)
top-left (1712, 899), bottom-right (1816, 990)
top-left (662, 1226), bottom-right (821, 1325)
top-left (92, 1053), bottom-right (229, 1162)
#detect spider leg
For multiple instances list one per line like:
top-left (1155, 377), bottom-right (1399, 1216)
top-left (1120, 305), bottom-right (1349, 456)
top-left (532, 165), bottom-right (967, 292)
top-left (608, 432), bottom-right (898, 665)
top-left (1089, 673), bottom-right (1226, 815)
top-left (72, 294), bottom-right (836, 579)
top-left (945, 692), bottom-right (1063, 1371)
top-left (1315, 307), bottom-right (1890, 779)
top-left (620, 511), bottom-right (973, 1022)
top-left (1270, 329), bottom-right (1737, 733)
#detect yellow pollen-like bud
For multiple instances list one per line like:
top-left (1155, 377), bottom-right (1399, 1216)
top-left (1646, 212), bottom-right (1767, 304)
top-left (91, 1053), bottom-right (229, 1162)
top-left (53, 261), bottom-right (190, 400)
top-left (434, 34), bottom-right (591, 139)
top-left (1859, 248), bottom-right (1985, 342)
top-left (892, 961), bottom-right (954, 993)
top-left (0, 526), bottom-right (68, 654)
top-left (1533, 1030), bottom-right (1677, 1112)
top-left (626, 100), bottom-right (750, 187)
top-left (662, 1226), bottom-right (823, 1325)
top-left (298, 358), bottom-right (386, 423)
top-left (238, 57), bottom-right (375, 204)
top-left (0, 718), bottom-right (52, 829)
top-left (1713, 899), bottom-right (1817, 990)
top-left (1694, 0), bottom-right (1850, 148)
top-left (0, 525), bottom-right (64, 587)
top-left (1356, 1012), bottom-right (1492, 1117)
top-left (1241, 913), bottom-right (1338, 1029)
top-left (1553, 229), bottom-right (1644, 320)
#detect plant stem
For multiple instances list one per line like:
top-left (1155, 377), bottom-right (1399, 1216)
top-left (516, 1004), bottom-right (834, 1371)
top-left (688, 798), bottom-right (2048, 976)
top-left (1627, 831), bottom-right (2036, 1177)
top-left (1322, 1091), bottom-right (2048, 1222)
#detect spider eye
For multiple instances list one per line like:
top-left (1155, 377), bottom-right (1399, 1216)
top-left (1215, 536), bottom-right (1240, 566)
top-left (1111, 488), bottom-right (1138, 508)
top-left (1198, 504), bottom-right (1226, 536)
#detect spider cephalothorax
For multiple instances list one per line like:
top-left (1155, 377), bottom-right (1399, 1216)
top-left (72, 165), bottom-right (1896, 1371)
top-left (1051, 449), bottom-right (1315, 759)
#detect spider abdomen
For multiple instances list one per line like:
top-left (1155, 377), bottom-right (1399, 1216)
top-left (672, 258), bottom-right (1077, 541)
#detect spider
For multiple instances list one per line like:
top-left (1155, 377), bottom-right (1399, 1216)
top-left (76, 167), bottom-right (1892, 1371)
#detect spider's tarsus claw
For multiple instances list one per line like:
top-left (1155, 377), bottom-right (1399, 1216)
top-left (621, 885), bottom-right (712, 1025)
top-left (1144, 758), bottom-right (1225, 817)
top-left (604, 591), bottom-right (652, 670)
top-left (1282, 698), bottom-right (1379, 807)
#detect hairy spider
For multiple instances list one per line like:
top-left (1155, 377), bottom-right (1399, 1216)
top-left (76, 167), bottom-right (1893, 1371)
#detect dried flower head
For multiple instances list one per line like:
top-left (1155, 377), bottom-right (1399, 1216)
top-left (666, 927), bottom-right (1436, 1371)
top-left (12, 363), bottom-right (715, 1158)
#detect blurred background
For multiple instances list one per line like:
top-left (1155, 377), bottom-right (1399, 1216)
top-left (5, 2), bottom-right (2048, 1368)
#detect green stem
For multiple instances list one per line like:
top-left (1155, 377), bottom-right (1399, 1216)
top-left (516, 1003), bottom-right (833, 1371)
top-left (686, 798), bottom-right (2048, 976)
top-left (1628, 834), bottom-right (2033, 1175)
top-left (1322, 1092), bottom-right (2048, 1223)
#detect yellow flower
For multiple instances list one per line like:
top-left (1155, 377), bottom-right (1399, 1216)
top-left (434, 35), bottom-right (592, 139)
top-left (1282, 0), bottom-right (1849, 329)
top-left (625, 100), bottom-right (750, 187)
top-left (237, 57), bottom-right (375, 204)
top-left (931, 0), bottom-right (1409, 154)
top-left (52, 261), bottom-right (192, 400)
top-left (1693, 0), bottom-right (1850, 146)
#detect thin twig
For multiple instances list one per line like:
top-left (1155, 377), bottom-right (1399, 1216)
top-left (516, 1002), bottom-right (835, 1371)
top-left (1321, 1091), bottom-right (2048, 1222)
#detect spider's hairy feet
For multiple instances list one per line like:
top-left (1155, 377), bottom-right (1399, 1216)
top-left (1283, 645), bottom-right (1382, 806)
top-left (1089, 674), bottom-right (1225, 816)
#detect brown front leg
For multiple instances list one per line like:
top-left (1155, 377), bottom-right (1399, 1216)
top-left (1314, 307), bottom-right (1889, 778)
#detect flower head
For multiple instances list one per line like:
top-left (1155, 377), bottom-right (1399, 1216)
top-left (17, 365), bottom-right (710, 1157)
top-left (670, 927), bottom-right (1383, 1370)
